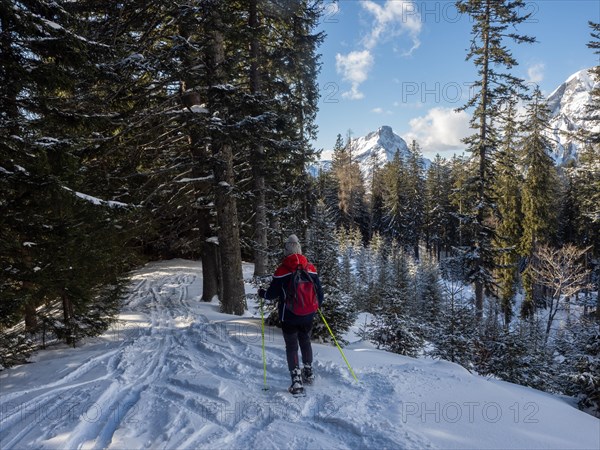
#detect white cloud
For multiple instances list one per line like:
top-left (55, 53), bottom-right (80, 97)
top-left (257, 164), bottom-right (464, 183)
top-left (405, 107), bottom-right (472, 154)
top-left (335, 1), bottom-right (422, 100)
top-left (371, 107), bottom-right (392, 115)
top-left (527, 63), bottom-right (545, 84)
top-left (361, 0), bottom-right (422, 54)
top-left (336, 50), bottom-right (374, 100)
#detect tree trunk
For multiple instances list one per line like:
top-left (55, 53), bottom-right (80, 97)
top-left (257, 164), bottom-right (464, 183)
top-left (249, 0), bottom-right (269, 277)
top-left (187, 120), bottom-right (218, 304)
top-left (474, 0), bottom-right (491, 323)
top-left (24, 302), bottom-right (37, 332)
top-left (62, 292), bottom-right (74, 346)
top-left (201, 239), bottom-right (221, 302)
top-left (596, 268), bottom-right (600, 323)
top-left (207, 7), bottom-right (246, 315)
top-left (212, 142), bottom-right (246, 315)
top-left (0, 13), bottom-right (20, 136)
top-left (178, 15), bottom-right (221, 301)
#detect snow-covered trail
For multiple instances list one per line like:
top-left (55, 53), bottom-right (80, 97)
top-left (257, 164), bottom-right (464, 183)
top-left (0, 261), bottom-right (426, 449)
top-left (1, 259), bottom-right (599, 450)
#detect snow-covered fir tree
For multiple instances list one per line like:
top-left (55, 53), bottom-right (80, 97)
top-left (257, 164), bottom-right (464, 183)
top-left (308, 199), bottom-right (355, 345)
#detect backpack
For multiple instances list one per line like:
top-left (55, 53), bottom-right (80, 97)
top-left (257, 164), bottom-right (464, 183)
top-left (284, 265), bottom-right (319, 316)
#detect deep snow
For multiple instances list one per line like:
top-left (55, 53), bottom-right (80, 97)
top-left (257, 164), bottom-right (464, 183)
top-left (1, 259), bottom-right (598, 450)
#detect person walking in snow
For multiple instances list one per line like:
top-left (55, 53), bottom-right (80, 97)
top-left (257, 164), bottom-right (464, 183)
top-left (258, 234), bottom-right (324, 395)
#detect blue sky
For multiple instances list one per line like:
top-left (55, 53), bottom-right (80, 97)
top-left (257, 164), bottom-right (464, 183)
top-left (313, 0), bottom-right (600, 160)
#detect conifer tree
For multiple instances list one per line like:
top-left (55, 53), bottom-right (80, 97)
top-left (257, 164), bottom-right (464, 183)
top-left (519, 88), bottom-right (559, 319)
top-left (448, 155), bottom-right (478, 256)
top-left (404, 140), bottom-right (426, 258)
top-left (369, 163), bottom-right (386, 239)
top-left (248, 0), bottom-right (268, 277)
top-left (413, 257), bottom-right (443, 328)
top-left (367, 239), bottom-right (424, 357)
top-left (581, 21), bottom-right (600, 316)
top-left (476, 318), bottom-right (551, 391)
top-left (583, 21), bottom-right (600, 147)
top-left (308, 199), bottom-right (354, 344)
top-left (332, 133), bottom-right (367, 232)
top-left (381, 153), bottom-right (407, 242)
top-left (493, 99), bottom-right (523, 327)
top-left (0, 0), bottom-right (132, 351)
top-left (322, 134), bottom-right (345, 223)
top-left (424, 155), bottom-right (453, 260)
top-left (430, 258), bottom-right (478, 366)
top-left (456, 0), bottom-right (535, 320)
top-left (568, 319), bottom-right (600, 417)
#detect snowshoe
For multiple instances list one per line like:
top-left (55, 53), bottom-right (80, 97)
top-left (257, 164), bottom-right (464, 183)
top-left (302, 364), bottom-right (315, 384)
top-left (289, 367), bottom-right (305, 396)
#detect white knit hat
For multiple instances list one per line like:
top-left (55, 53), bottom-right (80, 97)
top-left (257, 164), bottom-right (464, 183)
top-left (284, 234), bottom-right (302, 256)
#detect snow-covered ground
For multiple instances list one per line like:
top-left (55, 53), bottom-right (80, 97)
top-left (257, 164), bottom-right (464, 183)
top-left (1, 259), bottom-right (598, 450)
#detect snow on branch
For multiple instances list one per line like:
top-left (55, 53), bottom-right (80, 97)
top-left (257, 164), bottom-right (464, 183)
top-left (175, 175), bottom-right (214, 183)
top-left (62, 187), bottom-right (130, 208)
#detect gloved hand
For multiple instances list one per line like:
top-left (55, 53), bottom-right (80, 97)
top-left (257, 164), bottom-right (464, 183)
top-left (258, 288), bottom-right (266, 299)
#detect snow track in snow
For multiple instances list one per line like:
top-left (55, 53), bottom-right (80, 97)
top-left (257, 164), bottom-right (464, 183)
top-left (0, 261), bottom-right (429, 449)
top-left (1, 260), bottom-right (598, 450)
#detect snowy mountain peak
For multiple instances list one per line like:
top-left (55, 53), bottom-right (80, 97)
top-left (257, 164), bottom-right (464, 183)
top-left (548, 68), bottom-right (595, 118)
top-left (310, 126), bottom-right (411, 179)
top-left (350, 125), bottom-right (408, 164)
top-left (546, 67), bottom-right (598, 163)
top-left (351, 125), bottom-right (410, 166)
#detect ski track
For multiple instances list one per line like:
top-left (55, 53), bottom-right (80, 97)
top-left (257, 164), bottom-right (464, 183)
top-left (0, 264), bottom-right (433, 450)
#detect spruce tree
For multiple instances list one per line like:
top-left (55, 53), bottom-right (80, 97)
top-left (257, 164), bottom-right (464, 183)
top-left (583, 21), bottom-right (600, 147)
top-left (431, 257), bottom-right (478, 367)
top-left (424, 155), bottom-right (453, 260)
top-left (0, 0), bottom-right (133, 352)
top-left (332, 133), bottom-right (367, 232)
top-left (493, 99), bottom-right (523, 328)
top-left (580, 22), bottom-right (600, 317)
top-left (381, 152), bottom-right (407, 242)
top-left (404, 140), bottom-right (426, 259)
top-left (456, 0), bottom-right (535, 320)
top-left (308, 199), bottom-right (354, 344)
top-left (323, 134), bottom-right (345, 223)
top-left (519, 88), bottom-right (559, 319)
top-left (367, 239), bottom-right (424, 357)
top-left (369, 162), bottom-right (386, 240)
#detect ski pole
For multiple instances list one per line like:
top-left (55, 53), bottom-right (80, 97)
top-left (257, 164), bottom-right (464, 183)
top-left (317, 308), bottom-right (359, 382)
top-left (259, 296), bottom-right (269, 390)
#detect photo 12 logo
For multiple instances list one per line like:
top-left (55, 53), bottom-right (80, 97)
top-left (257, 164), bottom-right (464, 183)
top-left (316, 1), bottom-right (539, 25)
top-left (399, 80), bottom-right (540, 105)
top-left (401, 82), bottom-right (474, 104)
top-left (399, 1), bottom-right (539, 24)
top-left (400, 401), bottom-right (540, 424)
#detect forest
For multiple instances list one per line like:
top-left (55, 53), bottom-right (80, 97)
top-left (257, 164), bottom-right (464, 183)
top-left (1, 1), bottom-right (598, 416)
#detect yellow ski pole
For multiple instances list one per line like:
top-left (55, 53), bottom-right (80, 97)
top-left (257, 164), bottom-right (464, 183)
top-left (260, 296), bottom-right (269, 390)
top-left (317, 308), bottom-right (358, 382)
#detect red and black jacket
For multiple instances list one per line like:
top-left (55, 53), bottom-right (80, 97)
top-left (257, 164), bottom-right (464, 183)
top-left (264, 254), bottom-right (324, 324)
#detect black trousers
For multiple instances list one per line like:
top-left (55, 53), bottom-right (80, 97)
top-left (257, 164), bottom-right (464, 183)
top-left (281, 321), bottom-right (313, 372)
